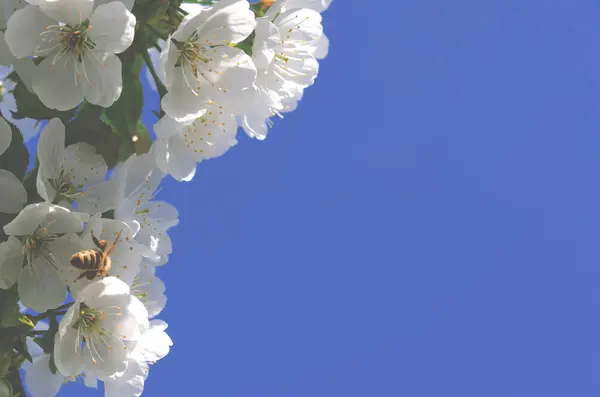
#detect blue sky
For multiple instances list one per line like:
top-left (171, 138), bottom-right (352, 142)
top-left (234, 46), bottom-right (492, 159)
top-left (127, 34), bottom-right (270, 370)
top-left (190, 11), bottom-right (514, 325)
top-left (54, 0), bottom-right (600, 396)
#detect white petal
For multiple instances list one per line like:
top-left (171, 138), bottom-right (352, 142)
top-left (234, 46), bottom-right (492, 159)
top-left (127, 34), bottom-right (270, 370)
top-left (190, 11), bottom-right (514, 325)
top-left (282, 0), bottom-right (331, 13)
top-left (37, 118), bottom-right (65, 180)
top-left (252, 18), bottom-right (280, 70)
top-left (104, 359), bottom-right (147, 397)
top-left (25, 355), bottom-right (65, 397)
top-left (62, 143), bottom-right (107, 186)
top-left (80, 53), bottom-right (122, 107)
top-left (93, 0), bottom-right (134, 10)
top-left (83, 372), bottom-right (98, 388)
top-left (89, 2), bottom-right (136, 54)
top-left (54, 323), bottom-right (84, 377)
top-left (184, 105), bottom-right (238, 160)
top-left (40, 0), bottom-right (93, 25)
top-left (19, 257), bottom-right (66, 312)
top-left (0, 32), bottom-right (16, 67)
top-left (81, 277), bottom-right (130, 304)
top-left (314, 32), bottom-right (329, 59)
top-left (160, 70), bottom-right (206, 123)
top-left (0, 170), bottom-right (27, 213)
top-left (12, 56), bottom-right (37, 92)
top-left (275, 9), bottom-right (323, 52)
top-left (3, 202), bottom-right (56, 236)
top-left (75, 178), bottom-right (120, 215)
top-left (0, 237), bottom-right (24, 289)
top-left (0, 117), bottom-right (11, 157)
top-left (154, 137), bottom-right (197, 182)
top-left (137, 320), bottom-right (172, 362)
top-left (5, 5), bottom-right (52, 59)
top-left (160, 36), bottom-right (177, 88)
top-left (43, 206), bottom-right (85, 234)
top-left (192, 0), bottom-right (255, 45)
top-left (57, 301), bottom-right (79, 337)
top-left (196, 46), bottom-right (257, 93)
top-left (153, 115), bottom-right (185, 139)
top-left (82, 333), bottom-right (127, 377)
top-left (33, 57), bottom-right (84, 111)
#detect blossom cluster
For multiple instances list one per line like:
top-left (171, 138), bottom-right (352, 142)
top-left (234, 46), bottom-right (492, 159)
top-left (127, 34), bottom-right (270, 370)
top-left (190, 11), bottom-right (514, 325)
top-left (0, 0), bottom-right (329, 396)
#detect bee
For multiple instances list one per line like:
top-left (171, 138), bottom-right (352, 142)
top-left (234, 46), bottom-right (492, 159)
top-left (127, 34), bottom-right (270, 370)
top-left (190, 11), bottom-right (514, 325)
top-left (70, 231), bottom-right (122, 281)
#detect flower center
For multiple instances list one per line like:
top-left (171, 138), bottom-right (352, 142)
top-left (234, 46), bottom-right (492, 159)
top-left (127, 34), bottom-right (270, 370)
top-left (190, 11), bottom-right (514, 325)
top-left (73, 304), bottom-right (124, 364)
top-left (0, 81), bottom-right (5, 102)
top-left (40, 22), bottom-right (96, 64)
top-left (48, 169), bottom-right (84, 203)
top-left (74, 306), bottom-right (104, 334)
top-left (172, 36), bottom-right (212, 94)
top-left (22, 226), bottom-right (59, 266)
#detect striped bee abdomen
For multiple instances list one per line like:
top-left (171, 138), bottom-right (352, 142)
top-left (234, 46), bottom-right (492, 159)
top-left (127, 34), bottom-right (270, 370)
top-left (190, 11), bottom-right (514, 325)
top-left (70, 249), bottom-right (103, 270)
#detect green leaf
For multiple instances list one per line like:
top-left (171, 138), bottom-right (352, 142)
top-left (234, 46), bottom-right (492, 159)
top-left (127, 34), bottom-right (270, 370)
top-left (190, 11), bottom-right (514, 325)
top-left (0, 287), bottom-right (20, 329)
top-left (11, 81), bottom-right (75, 123)
top-left (0, 120), bottom-right (28, 180)
top-left (49, 354), bottom-right (57, 375)
top-left (0, 378), bottom-right (12, 397)
top-left (103, 53), bottom-right (146, 158)
top-left (13, 342), bottom-right (31, 364)
top-left (0, 355), bottom-right (10, 378)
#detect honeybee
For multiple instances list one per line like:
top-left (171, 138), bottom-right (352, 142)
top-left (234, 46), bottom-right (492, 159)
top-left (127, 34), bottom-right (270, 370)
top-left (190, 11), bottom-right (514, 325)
top-left (70, 231), bottom-right (122, 281)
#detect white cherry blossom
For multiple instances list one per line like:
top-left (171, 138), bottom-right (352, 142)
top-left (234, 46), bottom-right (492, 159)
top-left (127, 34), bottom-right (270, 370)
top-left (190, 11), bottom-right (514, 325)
top-left (131, 262), bottom-right (166, 318)
top-left (2, 202), bottom-right (86, 311)
top-left (0, 117), bottom-right (27, 213)
top-left (160, 0), bottom-right (257, 123)
top-left (36, 118), bottom-right (107, 206)
top-left (54, 277), bottom-right (149, 378)
top-left (77, 152), bottom-right (178, 265)
top-left (153, 96), bottom-right (238, 181)
top-left (85, 319), bottom-right (172, 397)
top-left (4, 0), bottom-right (136, 110)
top-left (240, 3), bottom-right (322, 139)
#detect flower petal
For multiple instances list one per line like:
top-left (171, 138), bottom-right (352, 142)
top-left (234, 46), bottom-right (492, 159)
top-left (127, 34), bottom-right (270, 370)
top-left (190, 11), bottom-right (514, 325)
top-left (81, 276), bottom-right (130, 306)
top-left (62, 143), bottom-right (107, 187)
top-left (25, 355), bottom-right (65, 397)
top-left (252, 18), bottom-right (280, 70)
top-left (43, 206), bottom-right (85, 234)
top-left (160, 70), bottom-right (206, 123)
top-left (0, 170), bottom-right (27, 213)
top-left (314, 32), bottom-right (329, 59)
top-left (0, 32), bottom-right (16, 66)
top-left (89, 2), bottom-right (136, 54)
top-left (54, 322), bottom-right (84, 377)
top-left (0, 237), bottom-right (24, 289)
top-left (193, 0), bottom-right (255, 45)
top-left (33, 57), bottom-right (84, 111)
top-left (154, 137), bottom-right (197, 182)
top-left (80, 53), bottom-right (122, 107)
top-left (3, 202), bottom-right (55, 236)
top-left (37, 118), bottom-right (65, 180)
top-left (92, 0), bottom-right (134, 10)
top-left (5, 5), bottom-right (53, 59)
top-left (19, 257), bottom-right (66, 312)
top-left (282, 0), bottom-right (332, 13)
top-left (82, 333), bottom-right (127, 377)
top-left (138, 320), bottom-right (172, 362)
top-left (0, 116), bottom-right (12, 156)
top-left (39, 0), bottom-right (93, 25)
